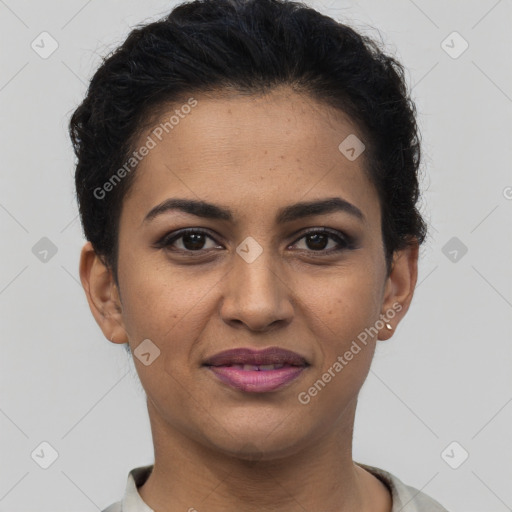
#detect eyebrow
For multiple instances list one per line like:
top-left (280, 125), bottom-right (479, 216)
top-left (143, 197), bottom-right (366, 225)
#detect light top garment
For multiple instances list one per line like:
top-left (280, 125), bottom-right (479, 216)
top-left (102, 463), bottom-right (449, 512)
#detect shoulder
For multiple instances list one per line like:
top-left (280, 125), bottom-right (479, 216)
top-left (356, 462), bottom-right (450, 512)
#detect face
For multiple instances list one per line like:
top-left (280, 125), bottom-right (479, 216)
top-left (81, 87), bottom-right (418, 460)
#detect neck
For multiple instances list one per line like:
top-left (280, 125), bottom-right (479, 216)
top-left (138, 398), bottom-right (390, 512)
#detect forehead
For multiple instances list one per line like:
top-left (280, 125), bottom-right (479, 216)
top-left (122, 88), bottom-right (380, 227)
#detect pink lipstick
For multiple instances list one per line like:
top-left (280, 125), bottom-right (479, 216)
top-left (203, 347), bottom-right (309, 393)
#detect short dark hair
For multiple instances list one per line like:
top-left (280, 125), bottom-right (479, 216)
top-left (69, 0), bottom-right (428, 282)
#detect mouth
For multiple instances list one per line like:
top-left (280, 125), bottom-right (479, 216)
top-left (203, 347), bottom-right (310, 393)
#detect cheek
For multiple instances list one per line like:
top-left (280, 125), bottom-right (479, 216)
top-left (299, 264), bottom-right (382, 339)
top-left (120, 279), bottom-right (207, 349)
top-left (295, 274), bottom-right (380, 415)
top-left (117, 259), bottom-right (214, 410)
top-left (118, 245), bottom-right (194, 332)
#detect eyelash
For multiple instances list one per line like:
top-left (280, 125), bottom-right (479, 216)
top-left (155, 227), bottom-right (356, 256)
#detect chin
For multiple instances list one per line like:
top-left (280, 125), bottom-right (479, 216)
top-left (197, 410), bottom-right (311, 461)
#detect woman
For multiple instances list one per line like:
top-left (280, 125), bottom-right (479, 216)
top-left (70, 0), bottom-right (449, 510)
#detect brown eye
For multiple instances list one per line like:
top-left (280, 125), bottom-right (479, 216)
top-left (291, 229), bottom-right (352, 253)
top-left (180, 232), bottom-right (208, 251)
top-left (157, 229), bottom-right (222, 252)
top-left (304, 233), bottom-right (330, 251)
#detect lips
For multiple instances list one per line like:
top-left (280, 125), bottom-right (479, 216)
top-left (203, 347), bottom-right (309, 393)
top-left (203, 347), bottom-right (309, 368)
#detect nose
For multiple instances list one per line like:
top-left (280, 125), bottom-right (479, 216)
top-left (219, 249), bottom-right (294, 332)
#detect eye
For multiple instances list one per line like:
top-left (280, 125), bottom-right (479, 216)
top-left (155, 227), bottom-right (355, 255)
top-left (290, 228), bottom-right (352, 253)
top-left (156, 228), bottom-right (222, 252)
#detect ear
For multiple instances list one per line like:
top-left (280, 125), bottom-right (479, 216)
top-left (79, 241), bottom-right (128, 345)
top-left (378, 239), bottom-right (419, 341)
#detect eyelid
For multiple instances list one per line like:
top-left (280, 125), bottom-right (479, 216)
top-left (289, 227), bottom-right (351, 247)
top-left (155, 226), bottom-right (356, 254)
top-left (155, 228), bottom-right (221, 249)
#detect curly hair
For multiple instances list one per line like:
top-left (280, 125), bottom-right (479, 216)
top-left (69, 0), bottom-right (428, 283)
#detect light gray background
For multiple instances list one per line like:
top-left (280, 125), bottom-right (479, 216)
top-left (1, 0), bottom-right (511, 511)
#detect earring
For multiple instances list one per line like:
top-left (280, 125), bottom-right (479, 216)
top-left (385, 322), bottom-right (393, 331)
